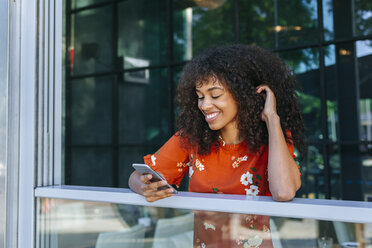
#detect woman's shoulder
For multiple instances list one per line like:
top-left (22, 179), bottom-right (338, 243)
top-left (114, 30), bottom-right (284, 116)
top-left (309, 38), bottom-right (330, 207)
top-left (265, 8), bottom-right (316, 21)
top-left (172, 131), bottom-right (198, 152)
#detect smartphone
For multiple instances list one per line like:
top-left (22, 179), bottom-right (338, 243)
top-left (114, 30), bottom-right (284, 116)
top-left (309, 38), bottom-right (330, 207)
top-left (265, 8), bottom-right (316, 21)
top-left (132, 163), bottom-right (178, 193)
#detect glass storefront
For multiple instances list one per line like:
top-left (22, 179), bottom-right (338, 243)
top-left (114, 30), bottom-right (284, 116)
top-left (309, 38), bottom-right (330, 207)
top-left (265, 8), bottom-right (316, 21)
top-left (63, 0), bottom-right (372, 201)
top-left (6, 0), bottom-right (372, 247)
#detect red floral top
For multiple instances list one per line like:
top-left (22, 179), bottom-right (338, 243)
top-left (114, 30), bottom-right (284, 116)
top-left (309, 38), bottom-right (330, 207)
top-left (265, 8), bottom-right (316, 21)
top-left (144, 133), bottom-right (297, 248)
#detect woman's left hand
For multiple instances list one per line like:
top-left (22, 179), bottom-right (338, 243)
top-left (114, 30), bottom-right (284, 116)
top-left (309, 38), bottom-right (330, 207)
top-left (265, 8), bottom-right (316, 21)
top-left (256, 85), bottom-right (278, 123)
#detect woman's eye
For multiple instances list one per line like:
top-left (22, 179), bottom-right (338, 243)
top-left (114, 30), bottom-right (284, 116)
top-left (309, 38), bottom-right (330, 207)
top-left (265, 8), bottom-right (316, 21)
top-left (197, 96), bottom-right (204, 100)
top-left (212, 95), bottom-right (221, 99)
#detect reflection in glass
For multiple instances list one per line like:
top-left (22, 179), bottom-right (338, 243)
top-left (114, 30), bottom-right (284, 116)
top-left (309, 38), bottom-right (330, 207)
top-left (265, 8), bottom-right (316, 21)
top-left (71, 76), bottom-right (113, 145)
top-left (118, 146), bottom-right (157, 188)
top-left (357, 40), bottom-right (372, 142)
top-left (119, 69), bottom-right (170, 145)
top-left (37, 198), bottom-right (372, 248)
top-left (173, 0), bottom-right (234, 62)
top-left (70, 0), bottom-right (110, 9)
top-left (322, 0), bottom-right (334, 41)
top-left (279, 48), bottom-right (321, 143)
top-left (118, 68), bottom-right (171, 188)
top-left (173, 65), bottom-right (184, 125)
top-left (239, 0), bottom-right (318, 49)
top-left (361, 144), bottom-right (372, 201)
top-left (329, 145), bottom-right (341, 199)
top-left (69, 6), bottom-right (113, 75)
top-left (323, 0), bottom-right (372, 40)
top-left (298, 145), bottom-right (326, 199)
top-left (118, 0), bottom-right (169, 68)
top-left (38, 199), bottom-right (193, 248)
top-left (354, 0), bottom-right (372, 37)
top-left (325, 45), bottom-right (338, 142)
top-left (70, 148), bottom-right (114, 186)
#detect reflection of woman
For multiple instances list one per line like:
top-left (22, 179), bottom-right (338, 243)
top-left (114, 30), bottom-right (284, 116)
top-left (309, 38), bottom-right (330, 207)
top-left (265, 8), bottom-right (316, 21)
top-left (129, 44), bottom-right (305, 247)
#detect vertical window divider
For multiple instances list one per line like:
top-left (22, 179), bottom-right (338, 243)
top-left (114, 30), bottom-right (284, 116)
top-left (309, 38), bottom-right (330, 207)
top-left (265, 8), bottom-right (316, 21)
top-left (113, 0), bottom-right (119, 188)
top-left (18, 0), bottom-right (37, 247)
top-left (43, 0), bottom-right (50, 187)
top-left (37, 0), bottom-right (45, 189)
top-left (54, 0), bottom-right (63, 186)
top-left (36, 0), bottom-right (63, 246)
top-left (317, 0), bottom-right (331, 199)
top-left (65, 0), bottom-right (72, 186)
top-left (234, 0), bottom-right (240, 43)
top-left (168, 0), bottom-right (175, 135)
top-left (6, 1), bottom-right (21, 247)
top-left (48, 0), bottom-right (56, 187)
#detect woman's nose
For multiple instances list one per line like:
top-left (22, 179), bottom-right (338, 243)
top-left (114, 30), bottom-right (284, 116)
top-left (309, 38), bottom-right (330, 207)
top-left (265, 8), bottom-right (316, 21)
top-left (199, 98), bottom-right (212, 110)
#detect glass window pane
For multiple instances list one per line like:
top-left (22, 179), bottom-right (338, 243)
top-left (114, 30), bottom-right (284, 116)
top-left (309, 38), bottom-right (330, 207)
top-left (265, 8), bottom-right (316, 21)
top-left (297, 145), bottom-right (326, 199)
top-left (70, 76), bottom-right (113, 145)
top-left (37, 198), bottom-right (372, 248)
top-left (239, 0), bottom-right (318, 49)
top-left (329, 144), bottom-right (341, 199)
top-left (323, 0), bottom-right (334, 41)
top-left (361, 144), bottom-right (372, 201)
top-left (354, 0), bottom-right (372, 37)
top-left (173, 65), bottom-right (184, 126)
top-left (339, 144), bottom-right (364, 201)
top-left (324, 45), bottom-right (339, 142)
top-left (118, 146), bottom-right (157, 188)
top-left (68, 148), bottom-right (114, 186)
top-left (173, 0), bottom-right (235, 62)
top-left (69, 6), bottom-right (113, 76)
top-left (119, 68), bottom-right (170, 145)
top-left (324, 0), bottom-right (372, 40)
top-left (71, 0), bottom-right (111, 9)
top-left (329, 0), bottom-right (369, 40)
top-left (357, 40), bottom-right (372, 142)
top-left (118, 0), bottom-right (169, 68)
top-left (279, 48), bottom-right (321, 143)
top-left (330, 41), bottom-right (360, 158)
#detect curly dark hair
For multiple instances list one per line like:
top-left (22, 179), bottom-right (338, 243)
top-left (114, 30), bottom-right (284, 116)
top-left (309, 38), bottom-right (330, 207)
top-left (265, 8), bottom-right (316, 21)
top-left (176, 44), bottom-right (306, 156)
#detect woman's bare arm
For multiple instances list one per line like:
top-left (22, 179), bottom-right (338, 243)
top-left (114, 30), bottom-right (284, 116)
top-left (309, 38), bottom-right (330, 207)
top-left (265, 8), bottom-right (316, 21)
top-left (257, 85), bottom-right (301, 201)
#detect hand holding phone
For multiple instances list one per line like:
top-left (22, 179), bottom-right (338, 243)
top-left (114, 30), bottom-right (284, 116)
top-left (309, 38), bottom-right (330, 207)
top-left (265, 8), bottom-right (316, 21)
top-left (132, 163), bottom-right (178, 194)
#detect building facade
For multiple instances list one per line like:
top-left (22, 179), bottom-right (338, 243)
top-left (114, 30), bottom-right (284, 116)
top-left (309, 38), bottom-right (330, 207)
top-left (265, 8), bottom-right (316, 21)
top-left (64, 0), bottom-right (372, 200)
top-left (1, 0), bottom-right (372, 247)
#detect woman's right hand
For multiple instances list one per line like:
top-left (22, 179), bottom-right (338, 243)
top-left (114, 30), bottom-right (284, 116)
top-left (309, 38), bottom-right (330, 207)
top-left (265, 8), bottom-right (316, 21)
top-left (139, 174), bottom-right (175, 202)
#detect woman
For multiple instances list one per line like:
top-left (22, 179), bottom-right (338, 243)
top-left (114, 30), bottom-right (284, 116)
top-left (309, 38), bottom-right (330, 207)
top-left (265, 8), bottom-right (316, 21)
top-left (129, 44), bottom-right (305, 247)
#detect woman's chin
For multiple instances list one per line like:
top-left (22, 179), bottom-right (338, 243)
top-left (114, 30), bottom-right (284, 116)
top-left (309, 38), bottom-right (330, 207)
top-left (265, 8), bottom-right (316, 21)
top-left (207, 123), bottom-right (221, 131)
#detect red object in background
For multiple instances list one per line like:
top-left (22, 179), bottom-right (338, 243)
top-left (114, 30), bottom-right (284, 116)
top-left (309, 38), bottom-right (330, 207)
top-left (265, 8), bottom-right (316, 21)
top-left (69, 47), bottom-right (74, 73)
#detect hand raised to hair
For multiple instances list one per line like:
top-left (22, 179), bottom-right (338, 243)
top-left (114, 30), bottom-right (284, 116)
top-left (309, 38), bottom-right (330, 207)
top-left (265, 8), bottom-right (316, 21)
top-left (256, 85), bottom-right (279, 124)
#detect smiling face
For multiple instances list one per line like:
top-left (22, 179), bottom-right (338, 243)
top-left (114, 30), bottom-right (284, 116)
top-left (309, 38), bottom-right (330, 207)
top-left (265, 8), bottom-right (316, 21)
top-left (195, 78), bottom-right (239, 133)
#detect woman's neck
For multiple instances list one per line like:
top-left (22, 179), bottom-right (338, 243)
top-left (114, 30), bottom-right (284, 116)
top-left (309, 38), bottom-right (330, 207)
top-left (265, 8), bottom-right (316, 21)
top-left (220, 126), bottom-right (243, 145)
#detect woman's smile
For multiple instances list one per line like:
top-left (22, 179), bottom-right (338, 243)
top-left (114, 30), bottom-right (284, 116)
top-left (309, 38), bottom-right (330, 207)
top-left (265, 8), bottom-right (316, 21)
top-left (204, 111), bottom-right (219, 122)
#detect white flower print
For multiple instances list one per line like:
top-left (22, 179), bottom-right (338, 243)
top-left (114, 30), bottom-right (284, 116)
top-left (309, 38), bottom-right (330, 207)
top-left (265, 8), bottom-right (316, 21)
top-left (201, 243), bottom-right (206, 248)
top-left (245, 185), bottom-right (259, 196)
top-left (189, 163), bottom-right (194, 178)
top-left (232, 155), bottom-right (249, 168)
top-left (151, 155), bottom-right (157, 166)
top-left (203, 222), bottom-right (216, 231)
top-left (240, 171), bottom-right (253, 185)
top-left (195, 159), bottom-right (205, 171)
top-left (176, 162), bottom-right (187, 172)
top-left (218, 135), bottom-right (226, 146)
top-left (246, 235), bottom-right (263, 248)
